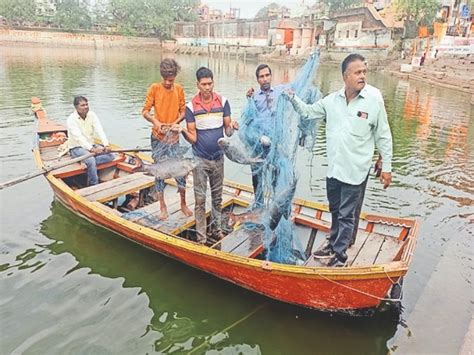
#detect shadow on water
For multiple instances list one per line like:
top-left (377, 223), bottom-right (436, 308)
top-left (39, 200), bottom-right (399, 354)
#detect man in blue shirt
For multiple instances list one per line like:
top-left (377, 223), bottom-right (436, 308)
top-left (286, 53), bottom-right (393, 267)
top-left (245, 64), bottom-right (285, 207)
top-left (181, 67), bottom-right (239, 244)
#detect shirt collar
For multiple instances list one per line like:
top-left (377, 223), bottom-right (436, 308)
top-left (257, 87), bottom-right (275, 95)
top-left (193, 92), bottom-right (219, 106)
top-left (338, 85), bottom-right (368, 100)
top-left (74, 110), bottom-right (89, 120)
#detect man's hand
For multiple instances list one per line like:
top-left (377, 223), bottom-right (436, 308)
top-left (152, 120), bottom-right (163, 134)
top-left (374, 155), bottom-right (382, 178)
top-left (230, 120), bottom-right (239, 130)
top-left (283, 89), bottom-right (295, 99)
top-left (380, 172), bottom-right (392, 189)
top-left (170, 124), bottom-right (182, 132)
top-left (246, 88), bottom-right (254, 98)
top-left (90, 146), bottom-right (104, 155)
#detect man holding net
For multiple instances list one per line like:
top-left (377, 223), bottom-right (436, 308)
top-left (142, 58), bottom-right (192, 220)
top-left (245, 64), bottom-right (286, 208)
top-left (285, 53), bottom-right (393, 267)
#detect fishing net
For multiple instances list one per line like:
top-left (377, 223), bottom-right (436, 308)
top-left (237, 51), bottom-right (322, 264)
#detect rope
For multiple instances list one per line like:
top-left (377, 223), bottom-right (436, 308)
top-left (313, 270), bottom-right (403, 303)
top-left (187, 303), bottom-right (267, 354)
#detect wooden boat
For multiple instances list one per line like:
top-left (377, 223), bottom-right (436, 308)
top-left (31, 97), bottom-right (418, 314)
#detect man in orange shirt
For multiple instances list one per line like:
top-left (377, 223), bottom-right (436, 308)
top-left (142, 58), bottom-right (192, 220)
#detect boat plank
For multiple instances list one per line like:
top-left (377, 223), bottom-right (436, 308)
top-left (78, 173), bottom-right (143, 197)
top-left (213, 225), bottom-right (254, 253)
top-left (230, 228), bottom-right (264, 257)
top-left (164, 194), bottom-right (234, 235)
top-left (78, 173), bottom-right (155, 202)
top-left (346, 230), bottom-right (371, 266)
top-left (373, 235), bottom-right (402, 265)
top-left (351, 232), bottom-right (386, 266)
top-left (41, 146), bottom-right (64, 161)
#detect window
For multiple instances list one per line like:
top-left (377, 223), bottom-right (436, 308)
top-left (338, 31), bottom-right (342, 38)
top-left (346, 30), bottom-right (350, 38)
top-left (354, 30), bottom-right (358, 38)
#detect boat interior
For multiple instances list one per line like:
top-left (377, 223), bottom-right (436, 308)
top-left (38, 128), bottom-right (414, 268)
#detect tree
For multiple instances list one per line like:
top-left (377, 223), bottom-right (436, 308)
top-left (53, 0), bottom-right (91, 30)
top-left (321, 0), bottom-right (361, 13)
top-left (108, 0), bottom-right (198, 37)
top-left (255, 3), bottom-right (281, 19)
top-left (0, 0), bottom-right (37, 26)
top-left (394, 0), bottom-right (439, 26)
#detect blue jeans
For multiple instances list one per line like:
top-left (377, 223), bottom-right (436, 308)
top-left (151, 135), bottom-right (186, 192)
top-left (70, 145), bottom-right (115, 185)
top-left (326, 177), bottom-right (366, 260)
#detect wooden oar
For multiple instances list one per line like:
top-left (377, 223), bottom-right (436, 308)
top-left (0, 148), bottom-right (151, 190)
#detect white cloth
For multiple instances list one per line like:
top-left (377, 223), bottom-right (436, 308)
top-left (66, 110), bottom-right (109, 151)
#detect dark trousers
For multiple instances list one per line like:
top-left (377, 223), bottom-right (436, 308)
top-left (326, 177), bottom-right (367, 260)
top-left (251, 163), bottom-right (264, 208)
top-left (351, 174), bottom-right (369, 245)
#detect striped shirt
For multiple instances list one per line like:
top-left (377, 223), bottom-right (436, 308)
top-left (185, 92), bottom-right (231, 160)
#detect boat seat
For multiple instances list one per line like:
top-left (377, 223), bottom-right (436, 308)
top-left (77, 172), bottom-right (155, 203)
top-left (213, 225), bottom-right (264, 258)
top-left (49, 154), bottom-right (126, 178)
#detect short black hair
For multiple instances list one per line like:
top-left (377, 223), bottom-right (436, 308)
top-left (160, 58), bottom-right (180, 78)
top-left (73, 95), bottom-right (88, 106)
top-left (256, 64), bottom-right (271, 78)
top-left (341, 53), bottom-right (366, 75)
top-left (196, 67), bottom-right (213, 81)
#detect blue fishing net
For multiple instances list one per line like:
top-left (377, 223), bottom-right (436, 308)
top-left (236, 51), bottom-right (322, 264)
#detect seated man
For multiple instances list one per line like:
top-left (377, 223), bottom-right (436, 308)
top-left (67, 95), bottom-right (114, 186)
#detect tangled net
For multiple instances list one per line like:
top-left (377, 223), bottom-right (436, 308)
top-left (237, 51), bottom-right (322, 264)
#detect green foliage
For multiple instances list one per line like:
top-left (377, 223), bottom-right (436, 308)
top-left (0, 0), bottom-right (37, 25)
top-left (321, 0), bottom-right (361, 13)
top-left (108, 0), bottom-right (198, 37)
top-left (395, 0), bottom-right (439, 26)
top-left (53, 0), bottom-right (92, 30)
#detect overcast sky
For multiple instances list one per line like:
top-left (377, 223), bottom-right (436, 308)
top-left (202, 0), bottom-right (315, 19)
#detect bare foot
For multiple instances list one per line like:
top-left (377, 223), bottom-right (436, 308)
top-left (181, 204), bottom-right (193, 217)
top-left (159, 208), bottom-right (169, 220)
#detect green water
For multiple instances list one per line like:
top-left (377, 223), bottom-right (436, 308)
top-left (0, 45), bottom-right (472, 354)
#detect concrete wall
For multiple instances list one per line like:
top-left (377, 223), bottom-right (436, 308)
top-left (335, 22), bottom-right (391, 48)
top-left (175, 36), bottom-right (268, 46)
top-left (0, 29), bottom-right (161, 48)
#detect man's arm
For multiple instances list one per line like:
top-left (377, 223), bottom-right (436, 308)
top-left (222, 100), bottom-right (238, 136)
top-left (223, 116), bottom-right (239, 137)
top-left (90, 112), bottom-right (109, 148)
top-left (174, 86), bottom-right (186, 124)
top-left (141, 85), bottom-right (163, 132)
top-left (374, 99), bottom-right (393, 189)
top-left (285, 90), bottom-right (326, 122)
top-left (181, 121), bottom-right (197, 144)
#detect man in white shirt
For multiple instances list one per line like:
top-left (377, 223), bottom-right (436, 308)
top-left (67, 96), bottom-right (114, 186)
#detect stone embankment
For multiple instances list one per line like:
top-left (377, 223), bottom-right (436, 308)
top-left (386, 56), bottom-right (474, 96)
